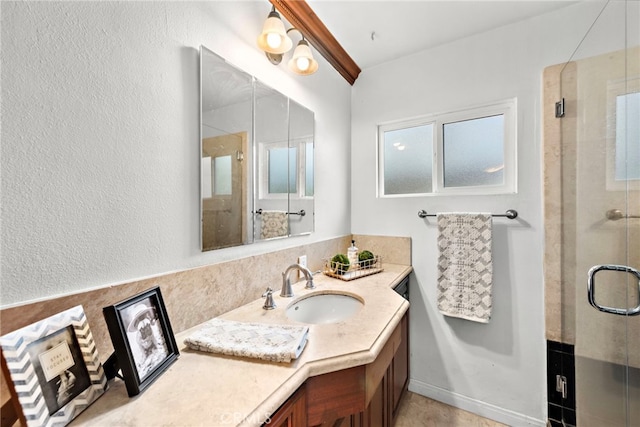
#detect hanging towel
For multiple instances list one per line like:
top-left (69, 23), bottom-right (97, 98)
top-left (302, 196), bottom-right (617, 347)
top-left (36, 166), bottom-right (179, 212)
top-left (260, 210), bottom-right (288, 239)
top-left (184, 318), bottom-right (309, 363)
top-left (437, 213), bottom-right (493, 323)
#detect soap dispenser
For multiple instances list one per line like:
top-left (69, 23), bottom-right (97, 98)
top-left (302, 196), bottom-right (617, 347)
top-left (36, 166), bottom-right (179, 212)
top-left (347, 240), bottom-right (358, 269)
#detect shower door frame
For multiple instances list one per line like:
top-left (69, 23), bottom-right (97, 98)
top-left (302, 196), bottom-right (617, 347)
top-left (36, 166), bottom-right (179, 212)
top-left (543, 43), bottom-right (639, 427)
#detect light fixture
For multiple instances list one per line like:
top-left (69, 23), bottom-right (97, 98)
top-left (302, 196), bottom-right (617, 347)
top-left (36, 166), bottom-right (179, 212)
top-left (257, 7), bottom-right (292, 57)
top-left (257, 7), bottom-right (318, 76)
top-left (288, 36), bottom-right (318, 75)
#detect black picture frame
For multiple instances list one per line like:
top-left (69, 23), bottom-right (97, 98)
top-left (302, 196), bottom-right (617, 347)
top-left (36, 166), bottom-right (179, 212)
top-left (0, 305), bottom-right (107, 427)
top-left (103, 286), bottom-right (179, 397)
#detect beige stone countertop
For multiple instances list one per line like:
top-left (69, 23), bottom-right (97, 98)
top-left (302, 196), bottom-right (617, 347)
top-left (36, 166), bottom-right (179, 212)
top-left (71, 264), bottom-right (412, 427)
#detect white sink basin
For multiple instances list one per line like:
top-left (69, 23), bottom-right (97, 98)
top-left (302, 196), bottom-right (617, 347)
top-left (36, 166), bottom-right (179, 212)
top-left (286, 292), bottom-right (364, 324)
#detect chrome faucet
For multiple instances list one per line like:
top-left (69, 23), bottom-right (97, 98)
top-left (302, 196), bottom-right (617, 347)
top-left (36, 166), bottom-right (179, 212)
top-left (281, 263), bottom-right (315, 297)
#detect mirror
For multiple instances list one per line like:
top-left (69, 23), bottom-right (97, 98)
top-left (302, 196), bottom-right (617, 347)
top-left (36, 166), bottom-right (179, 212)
top-left (200, 46), bottom-right (254, 251)
top-left (200, 46), bottom-right (314, 252)
top-left (254, 84), bottom-right (315, 241)
top-left (285, 99), bottom-right (314, 237)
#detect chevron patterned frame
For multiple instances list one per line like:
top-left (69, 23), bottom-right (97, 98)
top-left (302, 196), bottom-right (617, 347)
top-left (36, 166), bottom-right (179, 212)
top-left (0, 305), bottom-right (107, 427)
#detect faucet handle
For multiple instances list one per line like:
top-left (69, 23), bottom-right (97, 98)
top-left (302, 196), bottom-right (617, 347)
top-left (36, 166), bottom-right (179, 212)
top-left (262, 287), bottom-right (276, 310)
top-left (304, 269), bottom-right (322, 290)
top-left (305, 275), bottom-right (316, 290)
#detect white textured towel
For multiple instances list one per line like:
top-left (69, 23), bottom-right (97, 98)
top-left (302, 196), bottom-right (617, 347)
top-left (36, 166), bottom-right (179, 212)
top-left (437, 213), bottom-right (493, 323)
top-left (260, 210), bottom-right (288, 239)
top-left (184, 318), bottom-right (309, 363)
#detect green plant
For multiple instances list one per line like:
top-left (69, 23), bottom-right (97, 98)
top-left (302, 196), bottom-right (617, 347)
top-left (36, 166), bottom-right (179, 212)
top-left (358, 250), bottom-right (375, 268)
top-left (330, 254), bottom-right (350, 275)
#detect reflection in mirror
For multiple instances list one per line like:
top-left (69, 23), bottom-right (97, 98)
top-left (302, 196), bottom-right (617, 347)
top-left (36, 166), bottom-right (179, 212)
top-left (200, 47), bottom-right (253, 251)
top-left (255, 82), bottom-right (291, 240)
top-left (200, 46), bottom-right (314, 251)
top-left (255, 92), bottom-right (315, 240)
top-left (287, 99), bottom-right (315, 237)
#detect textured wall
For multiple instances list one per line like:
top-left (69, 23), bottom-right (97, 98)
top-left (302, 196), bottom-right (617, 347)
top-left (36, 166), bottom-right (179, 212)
top-left (1, 1), bottom-right (352, 306)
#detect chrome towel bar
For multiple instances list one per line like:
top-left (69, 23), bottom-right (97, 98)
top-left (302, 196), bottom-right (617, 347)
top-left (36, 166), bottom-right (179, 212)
top-left (418, 209), bottom-right (518, 219)
top-left (254, 208), bottom-right (306, 217)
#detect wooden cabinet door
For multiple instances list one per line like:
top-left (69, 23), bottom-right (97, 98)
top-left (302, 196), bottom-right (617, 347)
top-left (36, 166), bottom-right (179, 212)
top-left (306, 366), bottom-right (366, 425)
top-left (392, 312), bottom-right (409, 416)
top-left (272, 310), bottom-right (409, 427)
top-left (364, 371), bottom-right (389, 427)
top-left (267, 386), bottom-right (307, 427)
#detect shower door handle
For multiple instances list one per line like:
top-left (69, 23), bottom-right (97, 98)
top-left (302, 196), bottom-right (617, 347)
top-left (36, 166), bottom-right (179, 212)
top-left (587, 264), bottom-right (640, 316)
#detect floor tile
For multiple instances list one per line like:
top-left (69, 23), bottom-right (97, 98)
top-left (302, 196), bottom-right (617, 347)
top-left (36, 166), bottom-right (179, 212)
top-left (395, 392), bottom-right (508, 427)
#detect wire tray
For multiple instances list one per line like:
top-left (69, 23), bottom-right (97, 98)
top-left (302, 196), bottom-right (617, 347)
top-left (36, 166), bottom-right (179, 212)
top-left (323, 255), bottom-right (383, 281)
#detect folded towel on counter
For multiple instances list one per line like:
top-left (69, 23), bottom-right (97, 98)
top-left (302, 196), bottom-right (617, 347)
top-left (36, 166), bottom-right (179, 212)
top-left (184, 318), bottom-right (309, 363)
top-left (260, 210), bottom-right (288, 239)
top-left (437, 213), bottom-right (493, 323)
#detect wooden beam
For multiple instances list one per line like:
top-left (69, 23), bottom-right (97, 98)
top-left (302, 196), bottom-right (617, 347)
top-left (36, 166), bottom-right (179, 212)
top-left (269, 0), bottom-right (361, 85)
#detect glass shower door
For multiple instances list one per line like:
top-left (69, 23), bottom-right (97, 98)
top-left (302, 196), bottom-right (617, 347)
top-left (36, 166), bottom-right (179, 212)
top-left (557, 2), bottom-right (639, 425)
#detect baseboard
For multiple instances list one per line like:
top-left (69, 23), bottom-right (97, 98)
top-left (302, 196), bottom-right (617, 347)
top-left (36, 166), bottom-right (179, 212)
top-left (408, 379), bottom-right (547, 427)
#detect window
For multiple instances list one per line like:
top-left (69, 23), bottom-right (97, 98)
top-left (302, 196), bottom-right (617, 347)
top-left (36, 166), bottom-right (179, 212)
top-left (268, 146), bottom-right (297, 194)
top-left (200, 155), bottom-right (232, 197)
top-left (258, 138), bottom-right (313, 199)
top-left (378, 99), bottom-right (517, 196)
top-left (606, 78), bottom-right (640, 191)
top-left (614, 92), bottom-right (639, 181)
top-left (382, 123), bottom-right (433, 195)
top-left (442, 115), bottom-right (504, 188)
top-left (304, 141), bottom-right (314, 197)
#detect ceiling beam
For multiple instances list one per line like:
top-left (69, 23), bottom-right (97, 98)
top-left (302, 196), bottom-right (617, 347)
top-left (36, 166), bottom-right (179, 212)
top-left (269, 0), bottom-right (361, 85)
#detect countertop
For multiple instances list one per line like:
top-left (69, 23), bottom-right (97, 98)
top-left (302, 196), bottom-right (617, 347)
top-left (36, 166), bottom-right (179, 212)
top-left (71, 263), bottom-right (412, 427)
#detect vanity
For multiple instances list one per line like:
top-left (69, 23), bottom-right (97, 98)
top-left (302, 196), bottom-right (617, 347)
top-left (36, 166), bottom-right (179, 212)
top-left (69, 264), bottom-right (411, 427)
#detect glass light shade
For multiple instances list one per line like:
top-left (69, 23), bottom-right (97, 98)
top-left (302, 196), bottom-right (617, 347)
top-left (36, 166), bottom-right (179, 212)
top-left (287, 40), bottom-right (318, 75)
top-left (257, 11), bottom-right (292, 54)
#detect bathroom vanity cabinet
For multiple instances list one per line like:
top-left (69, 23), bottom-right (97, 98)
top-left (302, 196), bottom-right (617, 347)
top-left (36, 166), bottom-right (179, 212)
top-left (267, 386), bottom-right (307, 427)
top-left (269, 311), bottom-right (409, 426)
top-left (68, 264), bottom-right (412, 427)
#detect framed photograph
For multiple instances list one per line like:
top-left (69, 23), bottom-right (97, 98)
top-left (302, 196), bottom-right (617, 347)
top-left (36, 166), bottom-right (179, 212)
top-left (0, 305), bottom-right (107, 427)
top-left (102, 286), bottom-right (179, 397)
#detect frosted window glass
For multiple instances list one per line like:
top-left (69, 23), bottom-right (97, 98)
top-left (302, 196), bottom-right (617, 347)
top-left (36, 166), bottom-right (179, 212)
top-left (383, 124), bottom-right (433, 194)
top-left (213, 155), bottom-right (232, 195)
top-left (615, 92), bottom-right (640, 181)
top-left (269, 147), bottom-right (297, 194)
top-left (305, 142), bottom-right (314, 196)
top-left (443, 115), bottom-right (504, 187)
top-left (201, 156), bottom-right (212, 198)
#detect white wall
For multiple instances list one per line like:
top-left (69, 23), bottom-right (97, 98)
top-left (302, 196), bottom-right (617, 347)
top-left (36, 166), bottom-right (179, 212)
top-left (350, 1), bottom-right (630, 425)
top-left (0, 1), bottom-right (352, 307)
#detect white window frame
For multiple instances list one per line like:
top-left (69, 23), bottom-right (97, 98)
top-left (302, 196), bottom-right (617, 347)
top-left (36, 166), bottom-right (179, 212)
top-left (258, 137), bottom-right (312, 200)
top-left (378, 98), bottom-right (517, 197)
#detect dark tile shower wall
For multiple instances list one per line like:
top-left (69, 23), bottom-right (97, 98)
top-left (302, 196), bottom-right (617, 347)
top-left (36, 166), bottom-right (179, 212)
top-left (547, 340), bottom-right (576, 427)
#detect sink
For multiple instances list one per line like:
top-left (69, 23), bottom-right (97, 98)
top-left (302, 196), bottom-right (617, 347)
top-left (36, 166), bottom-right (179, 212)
top-left (286, 292), bottom-right (364, 324)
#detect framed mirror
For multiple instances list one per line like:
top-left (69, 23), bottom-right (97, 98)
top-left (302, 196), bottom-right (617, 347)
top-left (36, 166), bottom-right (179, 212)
top-left (199, 46), bottom-right (314, 252)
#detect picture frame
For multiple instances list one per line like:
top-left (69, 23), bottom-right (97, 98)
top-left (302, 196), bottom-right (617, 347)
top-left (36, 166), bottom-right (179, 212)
top-left (0, 305), bottom-right (108, 427)
top-left (102, 286), bottom-right (179, 397)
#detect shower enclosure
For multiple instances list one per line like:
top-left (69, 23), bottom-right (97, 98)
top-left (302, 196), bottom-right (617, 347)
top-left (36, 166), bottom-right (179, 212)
top-left (544, 1), bottom-right (639, 426)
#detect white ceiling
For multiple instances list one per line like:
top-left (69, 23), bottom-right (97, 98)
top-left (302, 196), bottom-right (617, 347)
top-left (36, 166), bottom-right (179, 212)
top-left (306, 0), bottom-right (579, 70)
